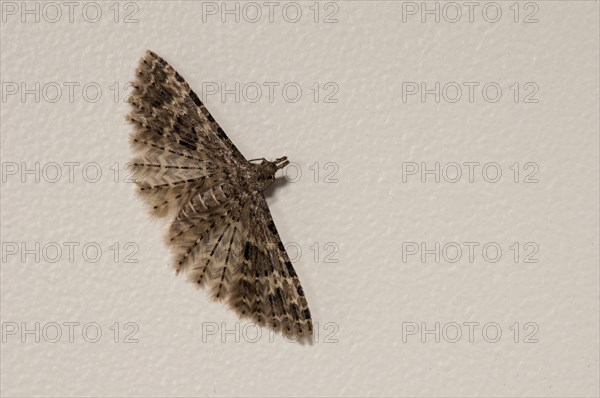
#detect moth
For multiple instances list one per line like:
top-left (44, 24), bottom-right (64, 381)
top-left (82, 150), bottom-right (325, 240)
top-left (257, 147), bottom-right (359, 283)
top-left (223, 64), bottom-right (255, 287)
top-left (127, 50), bottom-right (313, 339)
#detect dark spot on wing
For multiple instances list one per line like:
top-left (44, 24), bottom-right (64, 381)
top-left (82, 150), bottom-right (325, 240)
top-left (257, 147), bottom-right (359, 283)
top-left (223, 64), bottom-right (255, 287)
top-left (189, 90), bottom-right (202, 106)
top-left (179, 140), bottom-right (197, 151)
top-left (244, 242), bottom-right (251, 260)
top-left (303, 308), bottom-right (311, 319)
top-left (285, 261), bottom-right (297, 277)
top-left (217, 127), bottom-right (226, 139)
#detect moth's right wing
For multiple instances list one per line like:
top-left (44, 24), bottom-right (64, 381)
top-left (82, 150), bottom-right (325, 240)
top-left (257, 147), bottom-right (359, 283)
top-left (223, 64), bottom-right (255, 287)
top-left (127, 50), bottom-right (247, 217)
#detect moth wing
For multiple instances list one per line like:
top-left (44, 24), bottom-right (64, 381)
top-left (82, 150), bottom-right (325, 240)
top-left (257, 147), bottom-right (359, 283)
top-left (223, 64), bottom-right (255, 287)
top-left (128, 50), bottom-right (247, 216)
top-left (228, 193), bottom-right (313, 339)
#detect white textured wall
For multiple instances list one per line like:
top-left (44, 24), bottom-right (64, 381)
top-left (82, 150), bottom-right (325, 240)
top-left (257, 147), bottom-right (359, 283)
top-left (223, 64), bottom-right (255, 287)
top-left (1, 1), bottom-right (598, 397)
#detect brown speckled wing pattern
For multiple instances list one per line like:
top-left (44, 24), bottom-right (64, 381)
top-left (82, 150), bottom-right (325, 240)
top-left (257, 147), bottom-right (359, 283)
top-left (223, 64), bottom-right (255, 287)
top-left (127, 50), bottom-right (312, 339)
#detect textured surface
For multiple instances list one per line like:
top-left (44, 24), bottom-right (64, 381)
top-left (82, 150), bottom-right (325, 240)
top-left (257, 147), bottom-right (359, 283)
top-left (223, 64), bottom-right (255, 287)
top-left (1, 1), bottom-right (598, 397)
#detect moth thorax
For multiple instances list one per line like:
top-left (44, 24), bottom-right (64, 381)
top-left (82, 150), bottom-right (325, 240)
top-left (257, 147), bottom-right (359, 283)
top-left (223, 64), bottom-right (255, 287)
top-left (255, 157), bottom-right (289, 190)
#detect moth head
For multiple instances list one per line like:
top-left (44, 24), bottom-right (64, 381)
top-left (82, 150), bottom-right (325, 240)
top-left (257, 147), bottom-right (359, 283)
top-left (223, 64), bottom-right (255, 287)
top-left (254, 156), bottom-right (289, 189)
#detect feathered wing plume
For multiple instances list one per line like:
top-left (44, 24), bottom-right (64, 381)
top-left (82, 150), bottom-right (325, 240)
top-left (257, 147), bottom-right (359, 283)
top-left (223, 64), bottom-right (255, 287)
top-left (127, 50), bottom-right (313, 340)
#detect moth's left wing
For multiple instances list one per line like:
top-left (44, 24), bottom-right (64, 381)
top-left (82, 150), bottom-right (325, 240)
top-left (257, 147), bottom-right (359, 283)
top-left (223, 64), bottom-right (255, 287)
top-left (228, 193), bottom-right (313, 340)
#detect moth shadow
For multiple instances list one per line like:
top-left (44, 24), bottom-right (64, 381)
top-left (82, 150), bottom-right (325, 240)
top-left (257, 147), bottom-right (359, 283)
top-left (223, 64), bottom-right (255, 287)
top-left (264, 175), bottom-right (289, 200)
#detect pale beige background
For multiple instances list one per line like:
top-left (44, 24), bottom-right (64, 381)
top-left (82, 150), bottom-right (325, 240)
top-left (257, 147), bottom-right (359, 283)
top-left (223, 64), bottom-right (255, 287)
top-left (1, 1), bottom-right (598, 397)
